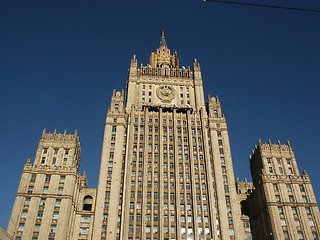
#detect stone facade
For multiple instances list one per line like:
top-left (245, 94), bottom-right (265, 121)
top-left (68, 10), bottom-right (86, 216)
top-left (0, 226), bottom-right (12, 240)
top-left (249, 140), bottom-right (320, 240)
top-left (7, 130), bottom-right (96, 240)
top-left (5, 32), bottom-right (320, 240)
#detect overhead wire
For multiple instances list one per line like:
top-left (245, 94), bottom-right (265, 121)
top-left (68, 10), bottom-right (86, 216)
top-left (204, 0), bottom-right (320, 13)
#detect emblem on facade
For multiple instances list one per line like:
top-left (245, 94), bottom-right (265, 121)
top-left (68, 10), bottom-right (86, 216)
top-left (156, 86), bottom-right (175, 102)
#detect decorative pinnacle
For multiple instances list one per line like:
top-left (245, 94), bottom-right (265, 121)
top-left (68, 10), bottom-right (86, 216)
top-left (160, 30), bottom-right (167, 48)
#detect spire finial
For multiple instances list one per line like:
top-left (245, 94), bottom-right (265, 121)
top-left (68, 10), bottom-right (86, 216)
top-left (160, 30), bottom-right (167, 48)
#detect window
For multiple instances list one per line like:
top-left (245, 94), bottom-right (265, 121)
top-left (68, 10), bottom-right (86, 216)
top-left (302, 196), bottom-right (308, 203)
top-left (59, 175), bottom-right (65, 184)
top-left (295, 219), bottom-right (300, 226)
top-left (278, 206), bottom-right (284, 214)
top-left (50, 224), bottom-right (56, 233)
top-left (27, 186), bottom-right (34, 193)
top-left (289, 195), bottom-right (294, 202)
top-left (286, 184), bottom-right (292, 192)
top-left (55, 199), bottom-right (61, 207)
top-left (111, 134), bottom-right (116, 141)
top-left (53, 211), bottom-right (59, 220)
top-left (52, 157), bottom-right (56, 164)
top-left (80, 227), bottom-right (89, 235)
top-left (283, 231), bottom-right (290, 240)
top-left (298, 231), bottom-right (304, 239)
top-left (30, 174), bottom-right (36, 182)
top-left (275, 195), bottom-right (281, 202)
top-left (106, 191), bottom-right (112, 198)
top-left (223, 175), bottom-right (228, 182)
top-left (37, 211), bottom-right (43, 219)
top-left (306, 207), bottom-right (312, 215)
top-left (280, 218), bottom-right (286, 226)
top-left (39, 198), bottom-right (46, 206)
top-left (81, 215), bottom-right (91, 223)
top-left (24, 198), bottom-right (31, 206)
top-left (219, 148), bottom-right (224, 154)
top-left (309, 219), bottom-right (315, 227)
top-left (34, 224), bottom-right (40, 232)
top-left (57, 187), bottom-right (63, 195)
top-left (227, 206), bottom-right (232, 213)
top-left (21, 210), bottom-right (28, 218)
top-left (243, 221), bottom-right (250, 228)
top-left (45, 175), bottom-right (51, 182)
top-left (18, 223), bottom-right (24, 232)
top-left (43, 187), bottom-right (48, 194)
top-left (292, 207), bottom-right (298, 215)
top-left (299, 185), bottom-right (305, 192)
top-left (312, 232), bottom-right (319, 239)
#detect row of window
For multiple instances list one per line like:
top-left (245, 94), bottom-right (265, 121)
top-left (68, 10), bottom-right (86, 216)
top-left (280, 217), bottom-right (316, 227)
top-left (268, 166), bottom-right (294, 174)
top-left (274, 183), bottom-right (306, 192)
top-left (133, 117), bottom-right (199, 125)
top-left (21, 210), bottom-right (59, 220)
top-left (275, 194), bottom-right (309, 203)
top-left (283, 230), bottom-right (318, 240)
top-left (267, 158), bottom-right (292, 165)
top-left (30, 174), bottom-right (65, 184)
top-left (24, 198), bottom-right (61, 207)
top-left (41, 156), bottom-right (68, 165)
top-left (17, 223), bottom-right (57, 233)
top-left (278, 206), bottom-right (314, 215)
top-left (43, 148), bottom-right (70, 155)
top-left (27, 185), bottom-right (64, 195)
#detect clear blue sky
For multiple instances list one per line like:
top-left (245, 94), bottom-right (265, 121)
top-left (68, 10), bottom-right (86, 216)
top-left (1, 0), bottom-right (319, 229)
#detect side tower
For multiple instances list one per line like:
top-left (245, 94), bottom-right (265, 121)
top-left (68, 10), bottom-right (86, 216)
top-left (7, 129), bottom-right (91, 240)
top-left (93, 31), bottom-right (243, 240)
top-left (250, 140), bottom-right (320, 240)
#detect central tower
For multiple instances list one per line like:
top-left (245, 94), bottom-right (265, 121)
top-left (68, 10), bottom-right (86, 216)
top-left (92, 32), bottom-right (243, 240)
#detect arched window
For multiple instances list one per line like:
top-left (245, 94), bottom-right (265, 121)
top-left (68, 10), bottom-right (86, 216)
top-left (240, 200), bottom-right (249, 216)
top-left (83, 195), bottom-right (93, 211)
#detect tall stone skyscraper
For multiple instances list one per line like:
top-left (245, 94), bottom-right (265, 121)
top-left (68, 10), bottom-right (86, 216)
top-left (5, 32), bottom-right (320, 240)
top-left (92, 31), bottom-right (243, 240)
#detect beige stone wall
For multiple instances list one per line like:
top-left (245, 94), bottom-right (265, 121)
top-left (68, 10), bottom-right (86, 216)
top-left (0, 226), bottom-right (12, 240)
top-left (250, 141), bottom-right (320, 240)
top-left (7, 130), bottom-right (94, 240)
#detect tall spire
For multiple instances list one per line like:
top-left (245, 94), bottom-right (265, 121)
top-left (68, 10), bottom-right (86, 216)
top-left (159, 30), bottom-right (167, 48)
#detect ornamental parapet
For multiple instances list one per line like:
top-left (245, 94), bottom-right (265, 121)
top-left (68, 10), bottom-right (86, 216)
top-left (137, 66), bottom-right (193, 78)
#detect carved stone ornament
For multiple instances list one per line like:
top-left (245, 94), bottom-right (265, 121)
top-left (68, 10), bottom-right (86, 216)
top-left (156, 85), bottom-right (175, 102)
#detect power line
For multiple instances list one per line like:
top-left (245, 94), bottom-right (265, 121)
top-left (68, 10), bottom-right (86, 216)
top-left (204, 0), bottom-right (320, 13)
